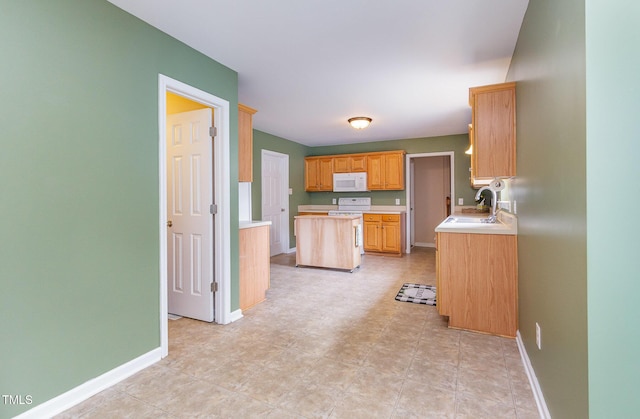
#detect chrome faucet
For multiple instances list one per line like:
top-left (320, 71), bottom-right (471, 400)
top-left (475, 186), bottom-right (498, 223)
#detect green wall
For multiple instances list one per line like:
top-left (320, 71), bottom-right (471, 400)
top-left (585, 1), bottom-right (640, 417)
top-left (252, 130), bottom-right (311, 248)
top-left (0, 1), bottom-right (238, 417)
top-left (310, 135), bottom-right (476, 206)
top-left (507, 0), bottom-right (589, 417)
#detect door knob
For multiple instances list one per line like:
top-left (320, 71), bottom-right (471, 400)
top-left (167, 220), bottom-right (173, 227)
top-left (281, 208), bottom-right (285, 212)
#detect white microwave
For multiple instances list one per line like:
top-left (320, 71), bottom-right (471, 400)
top-left (333, 172), bottom-right (368, 192)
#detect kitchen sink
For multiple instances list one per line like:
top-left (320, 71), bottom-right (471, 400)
top-left (444, 216), bottom-right (491, 224)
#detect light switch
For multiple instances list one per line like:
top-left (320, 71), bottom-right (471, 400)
top-left (395, 198), bottom-right (400, 205)
top-left (458, 198), bottom-right (464, 206)
top-left (288, 188), bottom-right (293, 195)
top-left (332, 198), bottom-right (337, 204)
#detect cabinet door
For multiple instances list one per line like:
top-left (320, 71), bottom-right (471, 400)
top-left (333, 156), bottom-right (351, 173)
top-left (363, 221), bottom-right (381, 251)
top-left (366, 154), bottom-right (384, 190)
top-left (351, 155), bottom-right (367, 172)
top-left (470, 83), bottom-right (516, 186)
top-left (383, 153), bottom-right (404, 190)
top-left (304, 158), bottom-right (320, 191)
top-left (318, 157), bottom-right (334, 191)
top-left (238, 104), bottom-right (257, 182)
top-left (381, 221), bottom-right (401, 253)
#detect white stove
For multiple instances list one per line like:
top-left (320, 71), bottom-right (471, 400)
top-left (328, 197), bottom-right (371, 215)
top-left (328, 198), bottom-right (370, 255)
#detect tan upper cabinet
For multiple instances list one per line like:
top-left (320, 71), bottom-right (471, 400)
top-left (238, 103), bottom-right (257, 182)
top-left (333, 155), bottom-right (367, 173)
top-left (469, 82), bottom-right (516, 188)
top-left (304, 156), bottom-right (334, 191)
top-left (367, 151), bottom-right (405, 190)
top-left (304, 150), bottom-right (404, 192)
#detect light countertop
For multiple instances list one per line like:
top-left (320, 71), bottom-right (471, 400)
top-left (298, 205), bottom-right (406, 214)
top-left (294, 214), bottom-right (362, 220)
top-left (435, 211), bottom-right (517, 235)
top-left (239, 220), bottom-right (272, 229)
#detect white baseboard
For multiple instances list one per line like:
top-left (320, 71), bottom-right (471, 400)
top-left (287, 247), bottom-right (296, 254)
top-left (228, 309), bottom-right (243, 323)
top-left (15, 348), bottom-right (162, 419)
top-left (516, 331), bottom-right (551, 419)
top-left (414, 242), bottom-right (435, 248)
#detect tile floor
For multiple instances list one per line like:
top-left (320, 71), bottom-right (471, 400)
top-left (57, 248), bottom-right (540, 418)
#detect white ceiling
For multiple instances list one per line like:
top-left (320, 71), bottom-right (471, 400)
top-left (108, 0), bottom-right (528, 147)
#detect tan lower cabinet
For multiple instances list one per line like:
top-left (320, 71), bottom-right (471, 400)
top-left (363, 213), bottom-right (405, 256)
top-left (436, 232), bottom-right (517, 337)
top-left (239, 224), bottom-right (270, 311)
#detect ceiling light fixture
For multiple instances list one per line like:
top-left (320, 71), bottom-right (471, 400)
top-left (348, 116), bottom-right (372, 130)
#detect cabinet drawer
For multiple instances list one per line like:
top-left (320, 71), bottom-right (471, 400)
top-left (363, 214), bottom-right (382, 222)
top-left (381, 214), bottom-right (400, 222)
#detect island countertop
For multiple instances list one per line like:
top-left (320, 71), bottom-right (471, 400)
top-left (239, 220), bottom-right (272, 229)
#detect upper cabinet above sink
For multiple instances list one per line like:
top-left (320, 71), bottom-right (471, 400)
top-left (468, 82), bottom-right (516, 188)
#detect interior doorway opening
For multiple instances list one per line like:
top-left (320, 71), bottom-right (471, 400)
top-left (158, 75), bottom-right (232, 358)
top-left (405, 152), bottom-right (454, 253)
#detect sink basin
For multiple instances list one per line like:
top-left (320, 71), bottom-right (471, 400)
top-left (444, 216), bottom-right (492, 224)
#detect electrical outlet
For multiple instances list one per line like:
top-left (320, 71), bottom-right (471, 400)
top-left (458, 198), bottom-right (464, 206)
top-left (395, 198), bottom-right (400, 205)
top-left (332, 198), bottom-right (337, 205)
top-left (536, 322), bottom-right (542, 350)
top-left (498, 201), bottom-right (511, 211)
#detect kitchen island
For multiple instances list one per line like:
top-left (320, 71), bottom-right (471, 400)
top-left (294, 215), bottom-right (362, 272)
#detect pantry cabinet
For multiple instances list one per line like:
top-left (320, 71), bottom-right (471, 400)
top-left (436, 231), bottom-right (517, 337)
top-left (304, 157), bottom-right (334, 191)
top-left (468, 82), bottom-right (516, 188)
top-left (238, 103), bottom-right (257, 182)
top-left (367, 151), bottom-right (405, 190)
top-left (363, 213), bottom-right (405, 256)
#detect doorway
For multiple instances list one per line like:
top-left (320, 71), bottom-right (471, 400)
top-left (159, 75), bottom-right (232, 358)
top-left (405, 152), bottom-right (454, 253)
top-left (261, 150), bottom-right (290, 256)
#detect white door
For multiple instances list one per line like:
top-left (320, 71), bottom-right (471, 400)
top-left (167, 108), bottom-right (214, 322)
top-left (262, 150), bottom-right (289, 256)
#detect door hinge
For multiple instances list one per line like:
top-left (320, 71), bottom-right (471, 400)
top-left (211, 282), bottom-right (218, 293)
top-left (209, 126), bottom-right (217, 137)
top-left (210, 204), bottom-right (218, 214)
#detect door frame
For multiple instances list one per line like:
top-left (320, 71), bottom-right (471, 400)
top-left (404, 152), bottom-right (455, 254)
top-left (261, 149), bottom-right (290, 254)
top-left (159, 74), bottom-right (232, 358)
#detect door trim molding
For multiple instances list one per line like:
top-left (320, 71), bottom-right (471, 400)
top-left (158, 74), bottom-right (232, 358)
top-left (261, 149), bottom-right (290, 255)
top-left (404, 152), bottom-right (455, 254)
